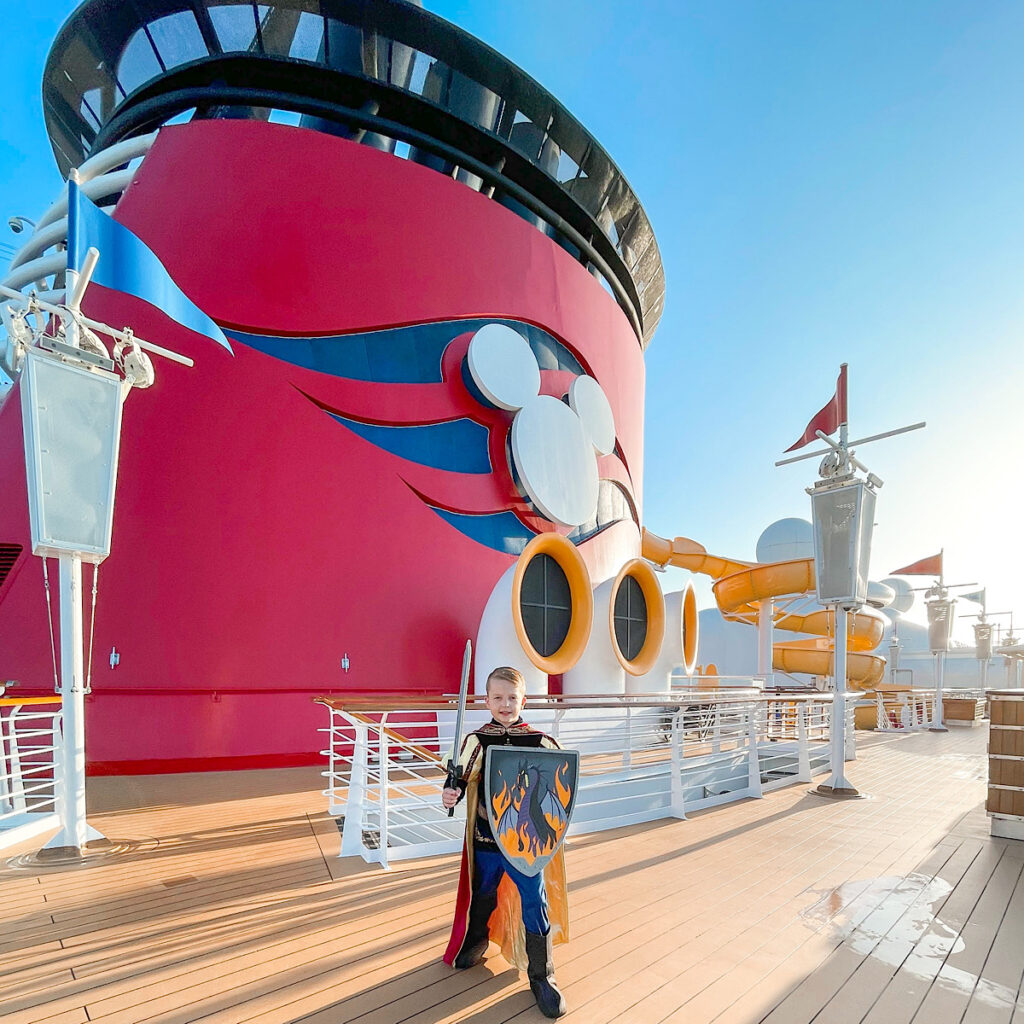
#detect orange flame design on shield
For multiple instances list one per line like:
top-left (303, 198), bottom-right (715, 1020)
top-left (555, 761), bottom-right (572, 809)
top-left (491, 780), bottom-right (511, 821)
top-left (499, 822), bottom-right (557, 866)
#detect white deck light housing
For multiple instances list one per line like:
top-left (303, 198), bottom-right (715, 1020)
top-left (21, 346), bottom-right (123, 563)
top-left (809, 476), bottom-right (877, 609)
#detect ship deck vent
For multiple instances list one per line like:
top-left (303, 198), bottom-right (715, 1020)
top-left (0, 545), bottom-right (23, 588)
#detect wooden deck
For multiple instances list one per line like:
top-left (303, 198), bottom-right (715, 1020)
top-left (2, 727), bottom-right (1021, 1024)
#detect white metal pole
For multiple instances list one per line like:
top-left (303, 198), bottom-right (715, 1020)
top-left (820, 605), bottom-right (857, 794)
top-left (49, 553), bottom-right (88, 853)
top-left (757, 599), bottom-right (774, 688)
top-left (930, 651), bottom-right (948, 732)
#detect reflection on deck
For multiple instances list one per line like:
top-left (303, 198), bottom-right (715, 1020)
top-left (2, 727), bottom-right (1018, 1023)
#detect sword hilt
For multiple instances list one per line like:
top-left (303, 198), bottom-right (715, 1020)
top-left (444, 759), bottom-right (460, 817)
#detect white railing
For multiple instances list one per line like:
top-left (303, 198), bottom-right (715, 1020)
top-left (318, 691), bottom-right (848, 868)
top-left (0, 696), bottom-right (62, 851)
top-left (871, 689), bottom-right (939, 732)
top-left (670, 672), bottom-right (767, 691)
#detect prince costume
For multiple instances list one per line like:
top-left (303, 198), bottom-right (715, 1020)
top-left (443, 717), bottom-right (569, 1018)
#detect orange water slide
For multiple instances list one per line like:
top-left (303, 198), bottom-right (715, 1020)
top-left (641, 530), bottom-right (886, 688)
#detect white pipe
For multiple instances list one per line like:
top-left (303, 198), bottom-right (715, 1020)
top-left (46, 555), bottom-right (88, 853)
top-left (930, 652), bottom-right (948, 731)
top-left (34, 169), bottom-right (139, 233)
top-left (563, 576), bottom-right (624, 696)
top-left (67, 248), bottom-right (99, 311)
top-left (3, 253), bottom-right (68, 293)
top-left (757, 597), bottom-right (773, 686)
top-left (634, 586), bottom-right (698, 694)
top-left (5, 218), bottom-right (69, 274)
top-left (474, 563), bottom-right (547, 695)
top-left (821, 605), bottom-right (857, 794)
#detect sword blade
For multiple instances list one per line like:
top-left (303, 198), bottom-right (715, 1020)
top-left (445, 640), bottom-right (473, 816)
top-left (451, 639), bottom-right (472, 761)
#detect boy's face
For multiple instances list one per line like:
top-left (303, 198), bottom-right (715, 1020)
top-left (486, 678), bottom-right (526, 726)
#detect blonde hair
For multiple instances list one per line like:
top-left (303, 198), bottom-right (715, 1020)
top-left (486, 665), bottom-right (526, 696)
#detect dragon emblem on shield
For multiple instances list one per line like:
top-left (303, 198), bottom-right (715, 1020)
top-left (485, 746), bottom-right (580, 876)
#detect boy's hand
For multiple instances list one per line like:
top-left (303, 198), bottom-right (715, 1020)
top-left (442, 787), bottom-right (460, 810)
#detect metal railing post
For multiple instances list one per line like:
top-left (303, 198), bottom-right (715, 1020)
top-left (340, 717), bottom-right (368, 858)
top-left (327, 709), bottom-right (340, 814)
top-left (845, 701), bottom-right (856, 761)
top-left (378, 715), bottom-right (391, 869)
top-left (796, 703), bottom-right (812, 782)
top-left (747, 701), bottom-right (763, 798)
top-left (6, 707), bottom-right (27, 814)
top-left (623, 707), bottom-right (633, 769)
top-left (669, 709), bottom-right (687, 819)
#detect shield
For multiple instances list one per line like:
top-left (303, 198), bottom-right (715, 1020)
top-left (484, 745), bottom-right (579, 877)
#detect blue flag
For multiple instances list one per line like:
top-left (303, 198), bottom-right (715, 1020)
top-left (961, 589), bottom-right (986, 606)
top-left (67, 177), bottom-right (232, 354)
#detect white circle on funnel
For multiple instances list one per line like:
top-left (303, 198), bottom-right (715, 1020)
top-left (569, 375), bottom-right (616, 455)
top-left (466, 323), bottom-right (540, 411)
top-left (511, 395), bottom-right (599, 527)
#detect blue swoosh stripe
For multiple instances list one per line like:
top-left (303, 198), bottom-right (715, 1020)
top-left (228, 319), bottom-right (583, 383)
top-left (428, 508), bottom-right (536, 555)
top-left (327, 414), bottom-right (492, 474)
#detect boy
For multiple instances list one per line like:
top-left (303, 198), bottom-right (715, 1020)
top-left (441, 666), bottom-right (568, 1019)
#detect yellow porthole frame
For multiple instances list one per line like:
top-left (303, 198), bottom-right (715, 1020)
top-left (511, 533), bottom-right (593, 675)
top-left (609, 558), bottom-right (666, 676)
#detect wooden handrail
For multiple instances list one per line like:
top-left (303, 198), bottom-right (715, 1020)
top-left (345, 712), bottom-right (446, 767)
top-left (312, 689), bottom-right (857, 714)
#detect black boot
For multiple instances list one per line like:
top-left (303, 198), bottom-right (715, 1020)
top-left (526, 930), bottom-right (567, 1018)
top-left (453, 890), bottom-right (498, 968)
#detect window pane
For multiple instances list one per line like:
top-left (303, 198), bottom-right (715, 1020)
top-left (614, 575), bottom-right (647, 660)
top-left (148, 10), bottom-right (208, 69)
top-left (520, 554), bottom-right (571, 656)
top-left (117, 27), bottom-right (163, 95)
top-left (209, 4), bottom-right (259, 53)
top-left (288, 11), bottom-right (324, 61)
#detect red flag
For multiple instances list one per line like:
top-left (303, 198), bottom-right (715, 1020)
top-left (890, 552), bottom-right (942, 576)
top-left (785, 364), bottom-right (848, 452)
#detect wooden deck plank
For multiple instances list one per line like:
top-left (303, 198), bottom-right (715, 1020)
top-left (608, 839), bottom-right (974, 1024)
top-left (0, 727), bottom-right (1006, 1024)
top-left (77, 820), bottom-right (686, 1024)
top-left (390, 816), bottom-right (911, 1024)
top-left (809, 839), bottom-right (995, 1024)
top-left (961, 854), bottom-right (1024, 1024)
top-left (910, 848), bottom-right (1024, 1023)
top-left (857, 842), bottom-right (1011, 1024)
top-left (142, 817), bottom-right (801, 1024)
top-left (392, 779), bottom-right (972, 1024)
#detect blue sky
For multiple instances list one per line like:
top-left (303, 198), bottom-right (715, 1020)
top-left (3, 1), bottom-right (1022, 640)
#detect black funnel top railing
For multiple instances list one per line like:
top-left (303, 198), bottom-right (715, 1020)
top-left (43, 0), bottom-right (664, 347)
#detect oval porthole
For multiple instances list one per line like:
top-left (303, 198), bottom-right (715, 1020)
top-left (511, 533), bottom-right (593, 674)
top-left (608, 558), bottom-right (665, 676)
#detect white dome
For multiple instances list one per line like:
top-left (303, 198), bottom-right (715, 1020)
top-left (756, 518), bottom-right (814, 563)
top-left (866, 580), bottom-right (896, 609)
top-left (879, 576), bottom-right (915, 616)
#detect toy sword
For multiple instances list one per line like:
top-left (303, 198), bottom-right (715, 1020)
top-left (445, 639), bottom-right (473, 816)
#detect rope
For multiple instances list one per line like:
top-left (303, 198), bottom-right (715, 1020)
top-left (41, 558), bottom-right (60, 693)
top-left (85, 563), bottom-right (98, 694)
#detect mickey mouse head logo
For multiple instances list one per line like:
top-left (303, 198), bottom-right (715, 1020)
top-left (466, 323), bottom-right (616, 528)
